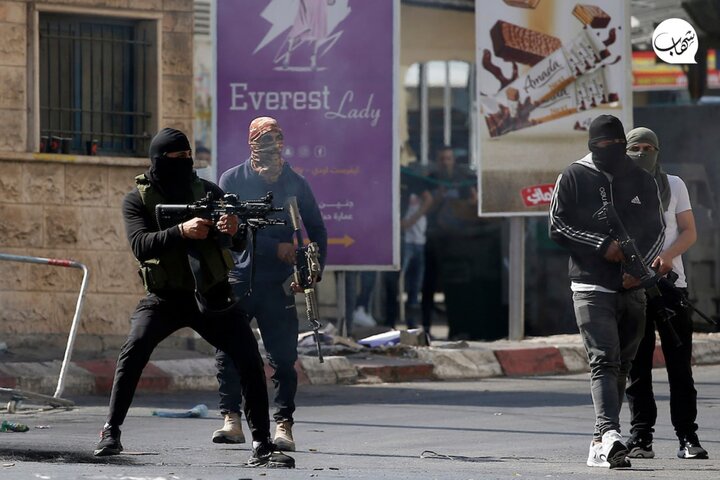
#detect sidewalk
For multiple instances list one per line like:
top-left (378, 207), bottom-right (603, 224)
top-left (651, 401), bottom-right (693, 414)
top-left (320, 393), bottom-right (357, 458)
top-left (2, 330), bottom-right (720, 398)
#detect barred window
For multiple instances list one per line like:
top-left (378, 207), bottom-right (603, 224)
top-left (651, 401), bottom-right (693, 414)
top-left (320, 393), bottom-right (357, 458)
top-left (39, 14), bottom-right (155, 157)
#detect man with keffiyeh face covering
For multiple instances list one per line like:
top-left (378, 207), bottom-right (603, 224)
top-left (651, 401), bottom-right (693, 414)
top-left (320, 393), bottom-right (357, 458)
top-left (249, 117), bottom-right (285, 183)
top-left (549, 115), bottom-right (665, 469)
top-left (623, 127), bottom-right (709, 461)
top-left (93, 128), bottom-right (295, 469)
top-left (211, 117), bottom-right (327, 453)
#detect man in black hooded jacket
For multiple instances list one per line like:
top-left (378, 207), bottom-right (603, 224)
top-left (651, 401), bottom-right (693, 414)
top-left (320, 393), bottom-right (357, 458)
top-left (93, 128), bottom-right (294, 468)
top-left (549, 115), bottom-right (665, 469)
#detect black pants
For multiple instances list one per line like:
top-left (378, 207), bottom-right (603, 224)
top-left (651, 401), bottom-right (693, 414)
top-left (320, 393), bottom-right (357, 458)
top-left (421, 236), bottom-right (440, 331)
top-left (626, 290), bottom-right (698, 440)
top-left (107, 292), bottom-right (270, 443)
top-left (216, 281), bottom-right (299, 423)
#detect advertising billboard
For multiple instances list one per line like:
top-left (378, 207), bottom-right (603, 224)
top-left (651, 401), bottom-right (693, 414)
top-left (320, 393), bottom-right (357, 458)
top-left (215, 0), bottom-right (399, 268)
top-left (476, 0), bottom-right (632, 216)
top-left (632, 49), bottom-right (720, 91)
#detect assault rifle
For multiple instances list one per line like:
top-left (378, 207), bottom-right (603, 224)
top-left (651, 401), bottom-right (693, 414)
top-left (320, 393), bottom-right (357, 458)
top-left (155, 192), bottom-right (286, 312)
top-left (595, 204), bottom-right (717, 331)
top-left (658, 271), bottom-right (718, 328)
top-left (156, 192), bottom-right (286, 235)
top-left (287, 196), bottom-right (324, 363)
top-left (593, 203), bottom-right (683, 347)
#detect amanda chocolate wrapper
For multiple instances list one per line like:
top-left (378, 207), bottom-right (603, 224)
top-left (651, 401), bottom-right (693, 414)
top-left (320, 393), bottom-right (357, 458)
top-left (483, 30), bottom-right (612, 138)
top-left (532, 68), bottom-right (611, 124)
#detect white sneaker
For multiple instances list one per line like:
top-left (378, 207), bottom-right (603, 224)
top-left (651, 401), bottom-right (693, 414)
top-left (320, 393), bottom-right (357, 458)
top-left (587, 442), bottom-right (610, 468)
top-left (352, 306), bottom-right (377, 327)
top-left (587, 430), bottom-right (630, 468)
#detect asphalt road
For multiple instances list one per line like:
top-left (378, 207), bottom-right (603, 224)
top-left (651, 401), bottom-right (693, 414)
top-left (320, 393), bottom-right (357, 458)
top-left (1, 365), bottom-right (718, 479)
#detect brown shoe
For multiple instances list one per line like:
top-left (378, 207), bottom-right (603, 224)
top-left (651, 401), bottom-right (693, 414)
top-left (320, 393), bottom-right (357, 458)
top-left (212, 412), bottom-right (245, 444)
top-left (273, 421), bottom-right (296, 451)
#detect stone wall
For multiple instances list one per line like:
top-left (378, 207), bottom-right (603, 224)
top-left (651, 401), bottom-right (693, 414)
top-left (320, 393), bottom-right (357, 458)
top-left (0, 0), bottom-right (195, 347)
top-left (0, 1), bottom-right (26, 152)
top-left (0, 161), bottom-right (146, 336)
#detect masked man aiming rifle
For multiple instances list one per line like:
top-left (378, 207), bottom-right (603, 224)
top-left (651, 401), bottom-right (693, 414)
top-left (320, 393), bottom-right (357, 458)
top-left (93, 128), bottom-right (294, 469)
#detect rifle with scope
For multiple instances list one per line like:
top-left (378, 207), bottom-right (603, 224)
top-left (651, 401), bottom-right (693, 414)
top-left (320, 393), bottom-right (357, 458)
top-left (155, 192), bottom-right (286, 234)
top-left (153, 191), bottom-right (287, 312)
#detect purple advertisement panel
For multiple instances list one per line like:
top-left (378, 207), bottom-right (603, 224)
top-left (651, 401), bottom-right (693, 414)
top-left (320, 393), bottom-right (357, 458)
top-left (215, 0), bottom-right (398, 269)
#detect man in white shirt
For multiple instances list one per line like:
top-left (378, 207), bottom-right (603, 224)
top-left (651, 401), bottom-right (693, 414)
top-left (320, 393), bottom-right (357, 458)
top-left (624, 127), bottom-right (708, 460)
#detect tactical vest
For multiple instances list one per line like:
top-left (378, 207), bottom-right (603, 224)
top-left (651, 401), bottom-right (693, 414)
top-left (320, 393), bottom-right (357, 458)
top-left (134, 174), bottom-right (234, 294)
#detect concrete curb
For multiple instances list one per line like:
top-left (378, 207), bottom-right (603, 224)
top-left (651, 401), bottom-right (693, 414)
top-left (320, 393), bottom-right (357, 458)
top-left (2, 334), bottom-right (720, 398)
top-left (415, 348), bottom-right (502, 380)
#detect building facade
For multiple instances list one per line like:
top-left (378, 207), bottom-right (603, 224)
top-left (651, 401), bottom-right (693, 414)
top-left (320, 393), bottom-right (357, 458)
top-left (0, 0), bottom-right (195, 349)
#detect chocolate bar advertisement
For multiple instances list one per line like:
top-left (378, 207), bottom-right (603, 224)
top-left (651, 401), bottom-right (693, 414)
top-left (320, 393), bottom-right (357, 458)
top-left (476, 0), bottom-right (631, 215)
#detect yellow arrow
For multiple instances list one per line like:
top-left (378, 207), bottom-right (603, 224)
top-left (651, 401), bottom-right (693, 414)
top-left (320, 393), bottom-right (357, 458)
top-left (328, 235), bottom-right (355, 248)
top-left (297, 236), bottom-right (355, 248)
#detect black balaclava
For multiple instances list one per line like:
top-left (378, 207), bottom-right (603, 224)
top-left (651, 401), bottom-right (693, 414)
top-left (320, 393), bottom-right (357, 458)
top-left (146, 128), bottom-right (195, 202)
top-left (588, 115), bottom-right (627, 176)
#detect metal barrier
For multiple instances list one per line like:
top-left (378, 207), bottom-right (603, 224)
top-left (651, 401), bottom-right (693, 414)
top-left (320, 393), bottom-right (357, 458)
top-left (0, 253), bottom-right (89, 403)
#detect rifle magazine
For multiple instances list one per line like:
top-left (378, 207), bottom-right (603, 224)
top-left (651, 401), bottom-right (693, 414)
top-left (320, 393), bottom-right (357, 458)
top-left (304, 288), bottom-right (320, 328)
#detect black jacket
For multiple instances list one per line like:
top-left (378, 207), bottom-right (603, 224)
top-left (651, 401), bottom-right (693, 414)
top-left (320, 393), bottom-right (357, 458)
top-left (123, 178), bottom-right (241, 261)
top-left (123, 177), bottom-right (247, 303)
top-left (549, 154), bottom-right (665, 291)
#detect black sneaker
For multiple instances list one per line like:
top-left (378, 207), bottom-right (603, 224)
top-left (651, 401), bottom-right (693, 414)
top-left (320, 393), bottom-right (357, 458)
top-left (93, 425), bottom-right (123, 456)
top-left (678, 433), bottom-right (709, 459)
top-left (626, 434), bottom-right (655, 458)
top-left (247, 442), bottom-right (295, 468)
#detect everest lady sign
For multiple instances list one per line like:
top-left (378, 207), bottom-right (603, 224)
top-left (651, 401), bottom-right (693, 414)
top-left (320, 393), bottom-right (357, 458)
top-left (215, 0), bottom-right (398, 268)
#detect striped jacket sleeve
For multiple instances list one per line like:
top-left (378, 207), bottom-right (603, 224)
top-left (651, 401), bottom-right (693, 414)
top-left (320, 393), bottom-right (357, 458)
top-left (549, 171), bottom-right (612, 256)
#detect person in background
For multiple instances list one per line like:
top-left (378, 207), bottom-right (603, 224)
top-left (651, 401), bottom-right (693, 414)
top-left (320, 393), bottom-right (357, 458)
top-left (624, 127), bottom-right (708, 460)
top-left (549, 115), bottom-right (664, 469)
top-left (348, 271), bottom-right (378, 330)
top-left (211, 117), bottom-right (327, 453)
top-left (384, 161), bottom-right (432, 330)
top-left (422, 146), bottom-right (474, 334)
top-left (195, 144), bottom-right (211, 164)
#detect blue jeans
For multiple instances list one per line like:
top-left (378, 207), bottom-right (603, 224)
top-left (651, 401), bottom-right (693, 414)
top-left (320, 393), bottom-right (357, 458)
top-left (573, 290), bottom-right (646, 441)
top-left (343, 271), bottom-right (376, 336)
top-left (384, 243), bottom-right (426, 329)
top-left (402, 242), bottom-right (425, 306)
top-left (345, 271), bottom-right (376, 313)
top-left (216, 281), bottom-right (299, 423)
